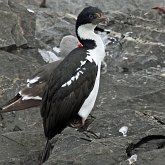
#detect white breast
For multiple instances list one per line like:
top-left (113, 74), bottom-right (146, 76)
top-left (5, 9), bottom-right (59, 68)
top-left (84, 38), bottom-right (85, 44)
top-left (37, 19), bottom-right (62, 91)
top-left (78, 65), bottom-right (100, 121)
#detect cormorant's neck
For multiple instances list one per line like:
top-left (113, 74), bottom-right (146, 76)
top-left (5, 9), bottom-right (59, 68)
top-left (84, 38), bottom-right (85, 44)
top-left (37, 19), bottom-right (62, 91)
top-left (76, 23), bottom-right (97, 49)
top-left (76, 23), bottom-right (105, 65)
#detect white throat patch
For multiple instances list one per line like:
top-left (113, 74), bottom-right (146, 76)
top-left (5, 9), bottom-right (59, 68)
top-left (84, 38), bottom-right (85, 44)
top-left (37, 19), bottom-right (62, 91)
top-left (77, 23), bottom-right (105, 65)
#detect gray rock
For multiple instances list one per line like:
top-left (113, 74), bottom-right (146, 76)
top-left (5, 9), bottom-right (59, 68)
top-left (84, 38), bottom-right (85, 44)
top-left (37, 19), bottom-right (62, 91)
top-left (0, 130), bottom-right (44, 162)
top-left (13, 0), bottom-right (45, 7)
top-left (35, 9), bottom-right (76, 49)
top-left (0, 0), bottom-right (165, 164)
top-left (0, 0), bottom-right (36, 50)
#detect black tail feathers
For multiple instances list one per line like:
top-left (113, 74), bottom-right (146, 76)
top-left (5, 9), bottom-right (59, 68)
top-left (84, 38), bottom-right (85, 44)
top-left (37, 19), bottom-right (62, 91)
top-left (40, 140), bottom-right (53, 164)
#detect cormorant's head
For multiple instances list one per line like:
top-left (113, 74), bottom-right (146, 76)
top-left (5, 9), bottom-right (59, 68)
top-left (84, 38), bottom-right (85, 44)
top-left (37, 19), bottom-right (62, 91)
top-left (76, 6), bottom-right (107, 29)
top-left (76, 6), bottom-right (108, 49)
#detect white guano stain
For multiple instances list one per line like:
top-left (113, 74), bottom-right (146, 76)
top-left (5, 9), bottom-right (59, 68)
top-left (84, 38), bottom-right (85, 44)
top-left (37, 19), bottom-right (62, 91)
top-left (27, 9), bottom-right (34, 13)
top-left (128, 154), bottom-right (137, 165)
top-left (119, 126), bottom-right (128, 137)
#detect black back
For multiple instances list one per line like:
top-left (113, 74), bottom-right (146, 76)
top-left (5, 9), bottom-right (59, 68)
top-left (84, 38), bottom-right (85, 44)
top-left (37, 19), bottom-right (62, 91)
top-left (41, 47), bottom-right (98, 140)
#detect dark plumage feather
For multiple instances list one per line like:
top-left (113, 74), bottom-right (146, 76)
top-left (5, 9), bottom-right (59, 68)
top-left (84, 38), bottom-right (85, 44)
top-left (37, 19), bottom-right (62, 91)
top-left (41, 47), bottom-right (98, 140)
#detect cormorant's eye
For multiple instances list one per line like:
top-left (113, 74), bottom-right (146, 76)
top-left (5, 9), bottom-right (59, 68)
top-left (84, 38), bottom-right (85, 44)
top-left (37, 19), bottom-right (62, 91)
top-left (89, 14), bottom-right (94, 19)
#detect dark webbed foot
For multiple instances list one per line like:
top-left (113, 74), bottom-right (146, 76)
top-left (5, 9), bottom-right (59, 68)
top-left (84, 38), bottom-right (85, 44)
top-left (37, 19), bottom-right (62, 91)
top-left (70, 118), bottom-right (83, 128)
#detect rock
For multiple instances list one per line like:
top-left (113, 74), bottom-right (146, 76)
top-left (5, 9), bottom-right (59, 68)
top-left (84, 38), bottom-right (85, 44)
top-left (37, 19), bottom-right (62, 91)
top-left (35, 9), bottom-right (76, 49)
top-left (40, 0), bottom-right (46, 7)
top-left (126, 135), bottom-right (165, 157)
top-left (44, 129), bottom-right (127, 165)
top-left (0, 130), bottom-right (44, 164)
top-left (0, 49), bottom-right (44, 106)
top-left (13, 0), bottom-right (45, 7)
top-left (0, 0), bottom-right (165, 164)
top-left (0, 0), bottom-right (36, 50)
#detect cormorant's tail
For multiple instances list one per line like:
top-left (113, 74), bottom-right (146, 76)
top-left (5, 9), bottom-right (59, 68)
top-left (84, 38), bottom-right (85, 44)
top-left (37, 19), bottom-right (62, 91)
top-left (40, 139), bottom-right (53, 164)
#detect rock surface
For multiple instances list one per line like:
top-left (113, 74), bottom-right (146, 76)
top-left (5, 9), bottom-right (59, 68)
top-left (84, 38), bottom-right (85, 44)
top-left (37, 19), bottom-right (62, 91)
top-left (0, 0), bottom-right (165, 165)
top-left (0, 0), bottom-right (37, 50)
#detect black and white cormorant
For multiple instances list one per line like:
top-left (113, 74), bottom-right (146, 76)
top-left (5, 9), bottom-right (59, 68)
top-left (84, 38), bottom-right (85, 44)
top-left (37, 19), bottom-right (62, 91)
top-left (40, 6), bottom-right (107, 163)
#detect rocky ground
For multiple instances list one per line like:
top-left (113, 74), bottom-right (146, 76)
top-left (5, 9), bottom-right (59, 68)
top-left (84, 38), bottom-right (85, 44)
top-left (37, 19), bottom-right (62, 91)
top-left (0, 0), bottom-right (165, 164)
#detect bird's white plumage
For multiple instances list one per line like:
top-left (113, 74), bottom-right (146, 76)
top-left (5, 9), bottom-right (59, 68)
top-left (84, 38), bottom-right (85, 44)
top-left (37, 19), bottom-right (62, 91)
top-left (77, 23), bottom-right (105, 121)
top-left (22, 95), bottom-right (42, 100)
top-left (80, 60), bottom-right (86, 66)
top-left (27, 76), bottom-right (40, 86)
top-left (78, 65), bottom-right (101, 121)
top-left (86, 55), bottom-right (93, 63)
top-left (77, 23), bottom-right (105, 65)
top-left (61, 67), bottom-right (84, 87)
top-left (19, 91), bottom-right (42, 100)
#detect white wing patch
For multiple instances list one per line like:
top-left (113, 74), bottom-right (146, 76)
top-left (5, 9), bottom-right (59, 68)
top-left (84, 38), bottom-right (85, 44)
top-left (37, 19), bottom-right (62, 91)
top-left (61, 59), bottom-right (92, 88)
top-left (22, 95), bottom-right (42, 100)
top-left (71, 77), bottom-right (75, 81)
top-left (61, 84), bottom-right (66, 87)
top-left (61, 69), bottom-right (84, 87)
top-left (27, 76), bottom-right (40, 87)
top-left (19, 91), bottom-right (42, 100)
top-left (79, 71), bottom-right (83, 74)
top-left (80, 60), bottom-right (86, 66)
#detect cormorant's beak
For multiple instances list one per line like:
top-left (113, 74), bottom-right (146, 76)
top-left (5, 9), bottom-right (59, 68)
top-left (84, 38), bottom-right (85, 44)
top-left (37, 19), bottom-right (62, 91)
top-left (92, 13), bottom-right (109, 25)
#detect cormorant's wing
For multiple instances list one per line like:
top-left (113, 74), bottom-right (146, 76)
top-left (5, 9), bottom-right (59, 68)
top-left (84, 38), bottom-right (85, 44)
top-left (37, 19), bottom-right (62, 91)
top-left (41, 48), bottom-right (98, 140)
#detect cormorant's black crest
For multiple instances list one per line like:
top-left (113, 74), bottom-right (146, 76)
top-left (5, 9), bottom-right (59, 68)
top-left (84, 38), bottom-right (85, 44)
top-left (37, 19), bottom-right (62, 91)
top-left (76, 6), bottom-right (103, 28)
